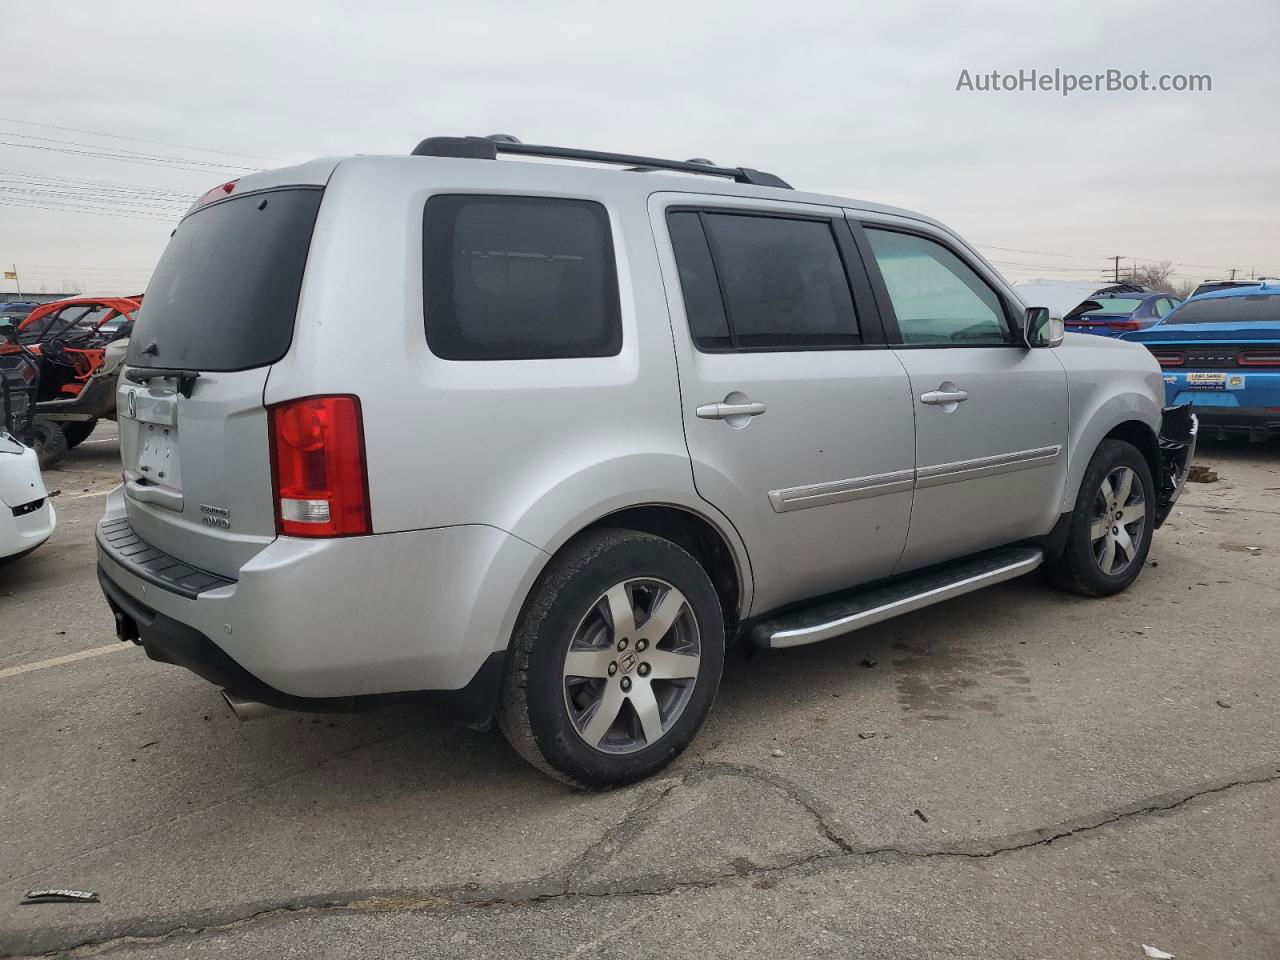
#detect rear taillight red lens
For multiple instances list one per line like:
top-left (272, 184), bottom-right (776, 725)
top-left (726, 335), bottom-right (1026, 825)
top-left (1238, 351), bottom-right (1280, 367)
top-left (1152, 351), bottom-right (1185, 367)
top-left (269, 395), bottom-right (371, 538)
top-left (1108, 321), bottom-right (1142, 331)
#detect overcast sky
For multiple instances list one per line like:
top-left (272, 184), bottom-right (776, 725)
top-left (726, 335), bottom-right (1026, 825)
top-left (2, 0), bottom-right (1276, 297)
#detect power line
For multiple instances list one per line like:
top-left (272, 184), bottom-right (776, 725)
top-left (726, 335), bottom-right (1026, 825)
top-left (0, 197), bottom-right (177, 222)
top-left (0, 115), bottom-right (296, 165)
top-left (0, 166), bottom-right (195, 196)
top-left (0, 184), bottom-right (189, 212)
top-left (0, 128), bottom-right (262, 171)
top-left (0, 170), bottom-right (194, 201)
top-left (0, 137), bottom-right (259, 174)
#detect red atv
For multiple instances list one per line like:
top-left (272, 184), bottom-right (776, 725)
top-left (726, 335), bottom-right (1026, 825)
top-left (0, 296), bottom-right (140, 466)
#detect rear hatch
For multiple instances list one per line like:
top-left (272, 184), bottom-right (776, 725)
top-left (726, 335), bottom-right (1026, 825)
top-left (118, 182), bottom-right (325, 579)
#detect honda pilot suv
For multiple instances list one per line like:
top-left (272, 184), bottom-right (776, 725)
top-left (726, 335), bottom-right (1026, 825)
top-left (97, 136), bottom-right (1197, 787)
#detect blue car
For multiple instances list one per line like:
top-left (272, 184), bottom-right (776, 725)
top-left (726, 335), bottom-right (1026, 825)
top-left (1064, 291), bottom-right (1182, 338)
top-left (1123, 283), bottom-right (1280, 437)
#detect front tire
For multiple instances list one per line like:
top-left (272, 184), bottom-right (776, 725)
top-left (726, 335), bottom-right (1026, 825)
top-left (498, 529), bottom-right (725, 788)
top-left (1045, 439), bottom-right (1154, 597)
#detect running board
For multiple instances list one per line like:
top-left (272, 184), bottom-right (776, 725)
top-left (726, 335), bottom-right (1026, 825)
top-left (749, 546), bottom-right (1044, 650)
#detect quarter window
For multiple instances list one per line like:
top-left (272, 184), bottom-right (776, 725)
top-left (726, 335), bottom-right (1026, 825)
top-left (666, 212), bottom-right (732, 349)
top-left (865, 229), bottom-right (1010, 345)
top-left (422, 195), bottom-right (622, 361)
top-left (667, 211), bottom-right (860, 351)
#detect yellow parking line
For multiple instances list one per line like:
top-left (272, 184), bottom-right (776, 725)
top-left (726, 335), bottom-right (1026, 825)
top-left (0, 642), bottom-right (131, 680)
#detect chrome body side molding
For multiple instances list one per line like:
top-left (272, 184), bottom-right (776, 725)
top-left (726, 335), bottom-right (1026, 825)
top-left (768, 447), bottom-right (1061, 514)
top-left (915, 445), bottom-right (1062, 489)
top-left (768, 469), bottom-right (915, 514)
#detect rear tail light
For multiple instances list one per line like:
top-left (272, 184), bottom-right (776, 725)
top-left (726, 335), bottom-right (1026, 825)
top-left (1107, 321), bottom-right (1142, 331)
top-left (1238, 351), bottom-right (1280, 367)
top-left (1152, 351), bottom-right (1184, 367)
top-left (269, 395), bottom-right (371, 538)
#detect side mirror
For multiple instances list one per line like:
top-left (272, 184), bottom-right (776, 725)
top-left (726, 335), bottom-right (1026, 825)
top-left (1024, 307), bottom-right (1063, 348)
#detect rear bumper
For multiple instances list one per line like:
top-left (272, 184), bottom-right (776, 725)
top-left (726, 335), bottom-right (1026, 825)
top-left (95, 485), bottom-right (547, 711)
top-left (97, 565), bottom-right (505, 724)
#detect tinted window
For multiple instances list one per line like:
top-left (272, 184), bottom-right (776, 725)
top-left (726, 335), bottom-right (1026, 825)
top-left (1168, 293), bottom-right (1280, 324)
top-left (423, 195), bottom-right (621, 361)
top-left (865, 229), bottom-right (1009, 345)
top-left (1154, 298), bottom-right (1174, 318)
top-left (128, 188), bottom-right (322, 371)
top-left (666, 212), bottom-right (731, 349)
top-left (701, 213), bottom-right (859, 349)
top-left (1086, 298), bottom-right (1143, 315)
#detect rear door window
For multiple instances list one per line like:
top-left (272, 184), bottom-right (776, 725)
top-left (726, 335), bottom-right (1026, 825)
top-left (422, 195), bottom-right (622, 361)
top-left (128, 188), bottom-right (323, 371)
top-left (702, 213), bottom-right (860, 349)
top-left (667, 211), bottom-right (861, 351)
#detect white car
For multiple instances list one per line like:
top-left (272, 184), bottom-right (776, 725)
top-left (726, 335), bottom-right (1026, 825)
top-left (0, 433), bottom-right (55, 563)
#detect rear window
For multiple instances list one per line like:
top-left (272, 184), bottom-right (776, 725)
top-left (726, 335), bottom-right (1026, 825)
top-left (422, 195), bottom-right (622, 361)
top-left (1084, 298), bottom-right (1143, 315)
top-left (1170, 293), bottom-right (1280, 324)
top-left (127, 188), bottom-right (323, 371)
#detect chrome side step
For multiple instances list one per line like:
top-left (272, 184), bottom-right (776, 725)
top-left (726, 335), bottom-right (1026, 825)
top-left (749, 546), bottom-right (1044, 650)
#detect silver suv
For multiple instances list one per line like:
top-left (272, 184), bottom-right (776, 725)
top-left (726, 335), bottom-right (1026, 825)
top-left (97, 136), bottom-right (1196, 787)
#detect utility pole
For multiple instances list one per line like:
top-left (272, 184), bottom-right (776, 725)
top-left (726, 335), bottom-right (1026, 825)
top-left (7, 264), bottom-right (20, 299)
top-left (1229, 268), bottom-right (1238, 281)
top-left (1109, 255), bottom-right (1124, 283)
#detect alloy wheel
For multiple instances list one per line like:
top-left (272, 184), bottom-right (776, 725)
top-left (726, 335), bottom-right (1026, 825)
top-left (562, 578), bottom-right (701, 755)
top-left (1090, 466), bottom-right (1146, 576)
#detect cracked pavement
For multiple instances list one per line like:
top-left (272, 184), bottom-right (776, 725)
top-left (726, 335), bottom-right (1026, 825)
top-left (2, 427), bottom-right (1278, 958)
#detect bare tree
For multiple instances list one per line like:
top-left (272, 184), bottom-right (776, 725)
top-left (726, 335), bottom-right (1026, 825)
top-left (1127, 260), bottom-right (1176, 292)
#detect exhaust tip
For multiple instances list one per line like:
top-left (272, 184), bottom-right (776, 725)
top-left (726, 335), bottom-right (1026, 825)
top-left (221, 690), bottom-right (279, 722)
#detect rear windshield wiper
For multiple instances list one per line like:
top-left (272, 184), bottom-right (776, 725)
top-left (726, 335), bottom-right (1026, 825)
top-left (122, 366), bottom-right (201, 398)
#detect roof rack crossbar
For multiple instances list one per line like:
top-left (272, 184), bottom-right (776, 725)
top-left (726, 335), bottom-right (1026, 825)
top-left (410, 136), bottom-right (792, 189)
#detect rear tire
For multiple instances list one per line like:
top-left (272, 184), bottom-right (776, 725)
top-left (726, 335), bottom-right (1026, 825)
top-left (498, 529), bottom-right (725, 788)
top-left (27, 418), bottom-right (67, 471)
top-left (1045, 439), bottom-right (1154, 597)
top-left (60, 419), bottom-right (97, 449)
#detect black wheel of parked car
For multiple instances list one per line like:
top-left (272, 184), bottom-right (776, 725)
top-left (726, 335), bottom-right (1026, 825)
top-left (498, 528), bottom-right (725, 788)
top-left (1045, 439), bottom-right (1155, 597)
top-left (27, 417), bottom-right (68, 471)
top-left (60, 419), bottom-right (97, 449)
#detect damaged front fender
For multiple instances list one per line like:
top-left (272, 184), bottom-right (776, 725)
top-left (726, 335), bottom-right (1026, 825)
top-left (1154, 403), bottom-right (1197, 528)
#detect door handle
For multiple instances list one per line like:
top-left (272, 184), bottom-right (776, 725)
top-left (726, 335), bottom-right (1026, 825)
top-left (920, 388), bottom-right (968, 405)
top-left (696, 400), bottom-right (767, 420)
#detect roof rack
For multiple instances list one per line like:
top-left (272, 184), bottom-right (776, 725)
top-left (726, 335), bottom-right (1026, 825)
top-left (410, 135), bottom-right (792, 189)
